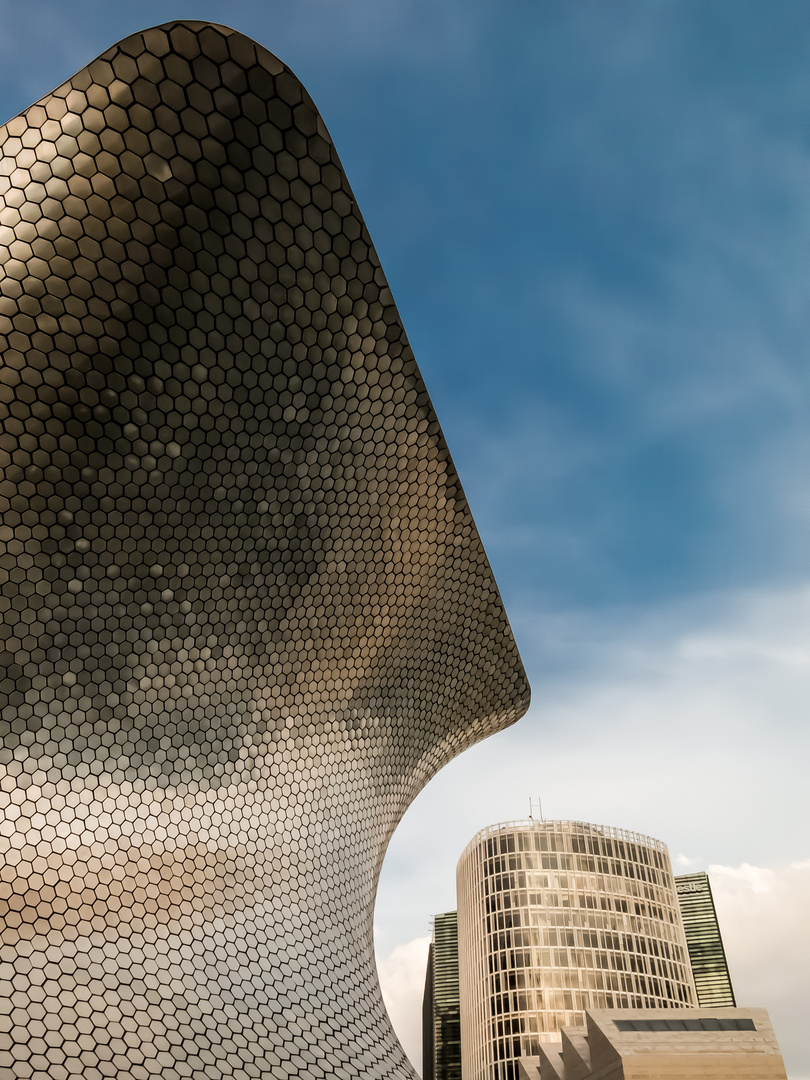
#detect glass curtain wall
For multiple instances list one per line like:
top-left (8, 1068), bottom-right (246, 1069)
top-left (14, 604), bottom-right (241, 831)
top-left (457, 820), bottom-right (697, 1080)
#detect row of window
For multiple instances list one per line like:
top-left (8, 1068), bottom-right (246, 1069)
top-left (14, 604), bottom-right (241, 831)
top-left (614, 1017), bottom-right (756, 1032)
top-left (482, 828), bottom-right (665, 869)
top-left (480, 927), bottom-right (687, 964)
top-left (484, 948), bottom-right (689, 988)
top-left (482, 923), bottom-right (683, 961)
top-left (483, 877), bottom-right (678, 920)
top-left (487, 971), bottom-right (693, 1018)
top-left (483, 852), bottom-right (668, 887)
top-left (481, 907), bottom-right (684, 946)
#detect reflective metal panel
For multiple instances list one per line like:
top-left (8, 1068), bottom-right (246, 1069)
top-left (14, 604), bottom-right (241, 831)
top-left (0, 20), bottom-right (529, 1080)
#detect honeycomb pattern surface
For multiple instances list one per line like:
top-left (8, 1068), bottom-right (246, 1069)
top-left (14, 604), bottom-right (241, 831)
top-left (0, 21), bottom-right (530, 1080)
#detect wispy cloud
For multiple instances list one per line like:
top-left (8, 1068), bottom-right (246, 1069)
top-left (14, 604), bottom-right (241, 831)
top-left (376, 935), bottom-right (432, 1073)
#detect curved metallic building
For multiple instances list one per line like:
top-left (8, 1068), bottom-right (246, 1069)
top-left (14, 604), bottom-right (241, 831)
top-left (0, 22), bottom-right (529, 1080)
top-left (457, 820), bottom-right (696, 1080)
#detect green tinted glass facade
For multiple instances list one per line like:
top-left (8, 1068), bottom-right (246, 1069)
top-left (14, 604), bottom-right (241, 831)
top-left (423, 912), bottom-right (462, 1080)
top-left (676, 873), bottom-right (736, 1007)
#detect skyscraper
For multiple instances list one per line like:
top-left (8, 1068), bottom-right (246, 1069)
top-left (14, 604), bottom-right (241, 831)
top-left (457, 819), bottom-right (696, 1080)
top-left (676, 872), bottom-right (736, 1007)
top-left (424, 944), bottom-right (436, 1079)
top-left (423, 912), bottom-right (462, 1080)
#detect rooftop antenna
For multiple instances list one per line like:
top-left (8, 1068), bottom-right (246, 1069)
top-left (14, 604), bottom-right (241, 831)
top-left (529, 796), bottom-right (545, 822)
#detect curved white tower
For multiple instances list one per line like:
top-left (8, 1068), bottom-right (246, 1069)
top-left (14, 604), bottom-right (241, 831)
top-left (457, 819), bottom-right (696, 1080)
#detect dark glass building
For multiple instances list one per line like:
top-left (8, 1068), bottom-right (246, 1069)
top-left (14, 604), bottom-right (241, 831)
top-left (422, 912), bottom-right (462, 1080)
top-left (675, 872), bottom-right (736, 1007)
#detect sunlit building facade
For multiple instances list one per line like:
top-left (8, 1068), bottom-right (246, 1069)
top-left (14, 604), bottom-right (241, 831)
top-left (530, 1007), bottom-right (787, 1080)
top-left (457, 820), bottom-right (697, 1080)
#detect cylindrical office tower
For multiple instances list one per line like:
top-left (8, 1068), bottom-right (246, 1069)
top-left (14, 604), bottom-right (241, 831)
top-left (457, 819), bottom-right (697, 1080)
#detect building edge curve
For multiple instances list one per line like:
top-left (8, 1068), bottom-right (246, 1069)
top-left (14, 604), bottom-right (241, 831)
top-left (0, 20), bottom-right (529, 1080)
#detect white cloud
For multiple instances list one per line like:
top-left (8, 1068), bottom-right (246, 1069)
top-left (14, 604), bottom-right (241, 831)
top-left (710, 862), bottom-right (810, 1080)
top-left (674, 853), bottom-right (699, 869)
top-left (376, 935), bottom-right (431, 1074)
top-left (376, 581), bottom-right (810, 1076)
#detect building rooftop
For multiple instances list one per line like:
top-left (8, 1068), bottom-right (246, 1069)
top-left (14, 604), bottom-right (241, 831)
top-left (523, 1008), bottom-right (787, 1080)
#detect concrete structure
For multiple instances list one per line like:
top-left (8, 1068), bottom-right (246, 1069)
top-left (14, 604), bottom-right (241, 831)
top-left (0, 21), bottom-right (530, 1080)
top-left (676, 873), bottom-right (736, 1008)
top-left (457, 820), bottom-right (696, 1080)
top-left (527, 1008), bottom-right (787, 1080)
top-left (423, 912), bottom-right (462, 1080)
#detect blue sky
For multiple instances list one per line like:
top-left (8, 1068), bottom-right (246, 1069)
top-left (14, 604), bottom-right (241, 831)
top-left (1, 2), bottom-right (809, 1077)
top-left (1, 4), bottom-right (810, 613)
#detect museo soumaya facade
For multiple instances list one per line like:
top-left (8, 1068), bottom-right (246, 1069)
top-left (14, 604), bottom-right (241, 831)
top-left (457, 819), bottom-right (697, 1080)
top-left (0, 21), bottom-right (530, 1080)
